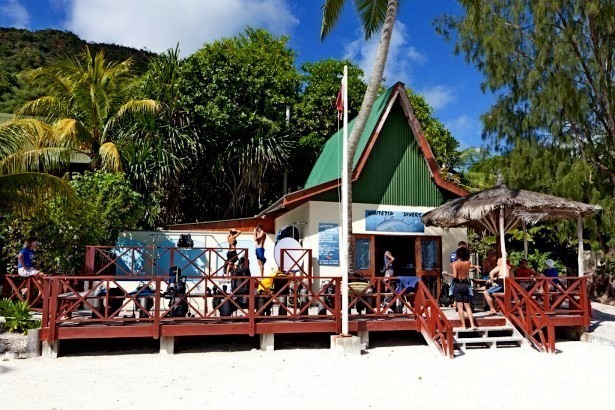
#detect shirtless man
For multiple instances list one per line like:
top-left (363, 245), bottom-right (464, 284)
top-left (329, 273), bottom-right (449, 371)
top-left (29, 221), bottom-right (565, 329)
top-left (483, 257), bottom-right (512, 314)
top-left (451, 247), bottom-right (477, 329)
top-left (226, 229), bottom-right (241, 274)
top-left (254, 225), bottom-right (267, 275)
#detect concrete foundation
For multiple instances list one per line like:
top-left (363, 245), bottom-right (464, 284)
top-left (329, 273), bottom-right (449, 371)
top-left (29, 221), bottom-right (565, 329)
top-left (260, 333), bottom-right (274, 351)
top-left (27, 328), bottom-right (42, 357)
top-left (358, 331), bottom-right (369, 350)
top-left (330, 334), bottom-right (362, 356)
top-left (159, 336), bottom-right (176, 354)
top-left (42, 340), bottom-right (59, 358)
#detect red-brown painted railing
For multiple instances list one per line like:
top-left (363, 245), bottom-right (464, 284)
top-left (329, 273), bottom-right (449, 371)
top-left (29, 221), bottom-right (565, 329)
top-left (501, 279), bottom-right (555, 353)
top-left (40, 275), bottom-right (343, 341)
top-left (347, 277), bottom-right (416, 318)
top-left (84, 246), bottom-right (249, 276)
top-left (1, 274), bottom-right (44, 311)
top-left (413, 280), bottom-right (454, 358)
top-left (500, 277), bottom-right (590, 353)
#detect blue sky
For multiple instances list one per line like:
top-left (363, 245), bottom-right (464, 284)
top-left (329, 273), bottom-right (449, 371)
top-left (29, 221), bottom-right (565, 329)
top-left (0, 0), bottom-right (494, 148)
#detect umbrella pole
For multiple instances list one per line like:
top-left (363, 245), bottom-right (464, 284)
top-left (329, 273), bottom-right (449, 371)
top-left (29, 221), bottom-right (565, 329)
top-left (499, 206), bottom-right (507, 274)
top-left (522, 220), bottom-right (528, 259)
top-left (577, 214), bottom-right (584, 276)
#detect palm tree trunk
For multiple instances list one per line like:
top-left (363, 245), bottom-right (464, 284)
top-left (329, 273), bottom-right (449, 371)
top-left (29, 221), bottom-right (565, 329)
top-left (346, 0), bottom-right (398, 273)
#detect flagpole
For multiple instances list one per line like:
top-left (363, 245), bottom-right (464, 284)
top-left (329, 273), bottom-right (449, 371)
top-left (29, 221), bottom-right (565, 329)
top-left (341, 65), bottom-right (349, 336)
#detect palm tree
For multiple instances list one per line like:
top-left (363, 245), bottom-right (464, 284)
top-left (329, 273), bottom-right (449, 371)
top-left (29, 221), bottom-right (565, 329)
top-left (14, 47), bottom-right (158, 172)
top-left (119, 46), bottom-right (198, 227)
top-left (0, 119), bottom-right (80, 215)
top-left (321, 0), bottom-right (399, 271)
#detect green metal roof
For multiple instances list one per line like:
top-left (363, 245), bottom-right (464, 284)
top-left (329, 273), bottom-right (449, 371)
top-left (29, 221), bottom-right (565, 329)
top-left (304, 86), bottom-right (394, 188)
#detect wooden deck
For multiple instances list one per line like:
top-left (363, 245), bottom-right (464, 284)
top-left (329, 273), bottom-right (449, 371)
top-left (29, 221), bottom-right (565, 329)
top-left (1, 246), bottom-right (591, 356)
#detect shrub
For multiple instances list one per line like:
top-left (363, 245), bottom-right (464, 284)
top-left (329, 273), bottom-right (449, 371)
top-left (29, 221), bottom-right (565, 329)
top-left (0, 171), bottom-right (144, 274)
top-left (0, 300), bottom-right (39, 333)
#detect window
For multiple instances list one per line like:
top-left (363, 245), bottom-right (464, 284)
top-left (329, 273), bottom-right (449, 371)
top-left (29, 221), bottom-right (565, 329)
top-left (355, 238), bottom-right (371, 270)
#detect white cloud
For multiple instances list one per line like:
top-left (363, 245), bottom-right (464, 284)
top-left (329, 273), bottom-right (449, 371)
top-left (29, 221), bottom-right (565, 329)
top-left (419, 85), bottom-right (457, 111)
top-left (343, 21), bottom-right (427, 86)
top-left (444, 115), bottom-right (483, 148)
top-left (63, 0), bottom-right (299, 56)
top-left (0, 0), bottom-right (30, 28)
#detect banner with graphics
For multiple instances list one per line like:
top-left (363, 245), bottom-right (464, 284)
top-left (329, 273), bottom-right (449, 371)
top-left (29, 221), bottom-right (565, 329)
top-left (365, 210), bottom-right (425, 233)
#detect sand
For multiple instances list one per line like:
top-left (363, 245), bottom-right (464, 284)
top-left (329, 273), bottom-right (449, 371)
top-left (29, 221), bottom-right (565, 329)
top-left (1, 338), bottom-right (613, 410)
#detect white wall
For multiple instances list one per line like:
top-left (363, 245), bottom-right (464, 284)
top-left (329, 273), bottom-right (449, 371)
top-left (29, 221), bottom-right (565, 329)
top-left (118, 229), bottom-right (274, 277)
top-left (301, 201), bottom-right (467, 277)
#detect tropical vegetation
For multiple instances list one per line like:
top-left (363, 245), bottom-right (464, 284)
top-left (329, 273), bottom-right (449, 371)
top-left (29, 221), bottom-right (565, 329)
top-left (0, 3), bottom-right (612, 285)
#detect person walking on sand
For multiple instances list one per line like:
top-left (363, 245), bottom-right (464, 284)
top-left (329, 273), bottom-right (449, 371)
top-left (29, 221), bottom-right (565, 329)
top-left (254, 225), bottom-right (267, 276)
top-left (226, 229), bottom-right (242, 274)
top-left (451, 246), bottom-right (478, 329)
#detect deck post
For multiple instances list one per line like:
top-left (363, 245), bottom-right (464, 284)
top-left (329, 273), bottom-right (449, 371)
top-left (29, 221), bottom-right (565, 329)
top-left (260, 333), bottom-right (275, 351)
top-left (522, 220), bottom-right (528, 259)
top-left (42, 340), bottom-right (59, 358)
top-left (160, 336), bottom-right (176, 354)
top-left (577, 214), bottom-right (584, 276)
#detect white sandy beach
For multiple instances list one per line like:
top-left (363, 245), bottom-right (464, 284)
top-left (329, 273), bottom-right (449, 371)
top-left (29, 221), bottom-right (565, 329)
top-left (1, 337), bottom-right (613, 410)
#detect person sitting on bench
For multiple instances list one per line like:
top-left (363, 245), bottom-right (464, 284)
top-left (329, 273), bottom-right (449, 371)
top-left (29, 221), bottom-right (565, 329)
top-left (484, 257), bottom-right (512, 314)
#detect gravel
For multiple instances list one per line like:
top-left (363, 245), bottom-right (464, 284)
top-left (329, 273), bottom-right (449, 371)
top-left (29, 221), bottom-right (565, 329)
top-left (0, 331), bottom-right (27, 353)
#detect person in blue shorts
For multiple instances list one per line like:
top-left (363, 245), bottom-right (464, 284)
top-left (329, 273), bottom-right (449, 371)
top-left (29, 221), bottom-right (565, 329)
top-left (254, 225), bottom-right (267, 275)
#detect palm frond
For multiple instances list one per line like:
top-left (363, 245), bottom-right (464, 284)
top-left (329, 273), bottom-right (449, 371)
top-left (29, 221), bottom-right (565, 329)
top-left (52, 118), bottom-right (93, 148)
top-left (321, 0), bottom-right (346, 40)
top-left (353, 0), bottom-right (388, 39)
top-left (15, 96), bottom-right (69, 120)
top-left (0, 147), bottom-right (78, 174)
top-left (0, 172), bottom-right (74, 216)
top-left (104, 99), bottom-right (159, 138)
top-left (0, 119), bottom-right (53, 153)
top-left (99, 142), bottom-right (123, 172)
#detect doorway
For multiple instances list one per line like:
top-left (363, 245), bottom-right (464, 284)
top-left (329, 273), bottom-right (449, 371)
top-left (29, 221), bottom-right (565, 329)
top-left (374, 235), bottom-right (416, 277)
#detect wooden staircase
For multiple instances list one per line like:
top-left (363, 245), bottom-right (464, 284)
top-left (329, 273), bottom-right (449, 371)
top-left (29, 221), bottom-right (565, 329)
top-left (453, 319), bottom-right (526, 350)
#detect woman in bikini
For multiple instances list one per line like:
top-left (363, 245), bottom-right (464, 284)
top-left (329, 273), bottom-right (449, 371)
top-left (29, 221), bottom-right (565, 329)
top-left (451, 246), bottom-right (478, 329)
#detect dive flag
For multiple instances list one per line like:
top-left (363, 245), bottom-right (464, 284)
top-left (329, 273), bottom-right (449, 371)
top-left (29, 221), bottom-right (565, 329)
top-left (336, 83), bottom-right (344, 120)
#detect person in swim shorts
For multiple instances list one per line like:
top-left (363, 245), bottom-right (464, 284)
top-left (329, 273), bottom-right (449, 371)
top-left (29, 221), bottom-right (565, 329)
top-left (254, 225), bottom-right (266, 275)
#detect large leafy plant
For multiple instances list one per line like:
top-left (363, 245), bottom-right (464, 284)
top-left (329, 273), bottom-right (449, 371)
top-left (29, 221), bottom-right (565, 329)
top-left (0, 299), bottom-right (40, 334)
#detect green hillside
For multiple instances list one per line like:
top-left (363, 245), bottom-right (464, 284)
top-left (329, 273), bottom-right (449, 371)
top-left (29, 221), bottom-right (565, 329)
top-left (0, 27), bottom-right (155, 113)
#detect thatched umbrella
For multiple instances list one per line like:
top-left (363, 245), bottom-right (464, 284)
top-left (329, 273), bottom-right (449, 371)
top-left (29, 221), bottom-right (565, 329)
top-left (422, 175), bottom-right (602, 276)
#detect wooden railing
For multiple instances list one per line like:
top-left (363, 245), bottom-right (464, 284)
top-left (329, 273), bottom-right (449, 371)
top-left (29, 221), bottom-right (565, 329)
top-left (279, 249), bottom-right (313, 288)
top-left (347, 277), bottom-right (416, 318)
top-left (40, 275), bottom-right (343, 341)
top-left (500, 277), bottom-right (590, 353)
top-left (84, 246), bottom-right (249, 276)
top-left (413, 280), bottom-right (454, 358)
top-left (501, 279), bottom-right (555, 353)
top-left (1, 274), bottom-right (44, 311)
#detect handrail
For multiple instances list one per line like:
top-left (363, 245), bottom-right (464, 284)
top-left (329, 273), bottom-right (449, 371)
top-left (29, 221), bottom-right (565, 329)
top-left (84, 246), bottom-right (249, 276)
top-left (412, 280), bottom-right (454, 358)
top-left (40, 275), bottom-right (342, 341)
top-left (1, 274), bottom-right (44, 311)
top-left (503, 278), bottom-right (555, 353)
top-left (347, 277), bottom-right (416, 318)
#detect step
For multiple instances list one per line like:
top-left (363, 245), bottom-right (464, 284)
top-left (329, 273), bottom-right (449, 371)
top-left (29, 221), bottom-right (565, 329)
top-left (455, 338), bottom-right (524, 349)
top-left (453, 325), bottom-right (515, 332)
top-left (455, 336), bottom-right (524, 344)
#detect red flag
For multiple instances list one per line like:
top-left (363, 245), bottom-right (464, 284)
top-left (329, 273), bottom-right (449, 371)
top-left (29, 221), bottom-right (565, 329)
top-left (336, 83), bottom-right (344, 120)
